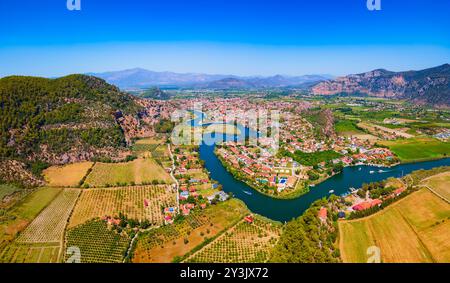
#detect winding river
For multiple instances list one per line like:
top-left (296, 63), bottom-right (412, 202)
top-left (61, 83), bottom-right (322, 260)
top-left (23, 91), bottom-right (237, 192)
top-left (188, 111), bottom-right (450, 222)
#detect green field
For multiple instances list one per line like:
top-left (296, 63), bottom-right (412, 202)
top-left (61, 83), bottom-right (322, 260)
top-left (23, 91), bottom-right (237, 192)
top-left (339, 188), bottom-right (450, 263)
top-left (65, 219), bottom-right (131, 263)
top-left (379, 137), bottom-right (450, 162)
top-left (84, 158), bottom-right (173, 187)
top-left (334, 120), bottom-right (363, 135)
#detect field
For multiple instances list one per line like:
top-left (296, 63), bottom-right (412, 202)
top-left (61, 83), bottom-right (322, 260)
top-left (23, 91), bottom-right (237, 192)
top-left (83, 158), bottom-right (173, 187)
top-left (0, 187), bottom-right (62, 257)
top-left (0, 243), bottom-right (61, 263)
top-left (378, 137), bottom-right (450, 162)
top-left (335, 120), bottom-right (363, 136)
top-left (16, 189), bottom-right (80, 243)
top-left (68, 185), bottom-right (176, 228)
top-left (65, 219), bottom-right (130, 263)
top-left (186, 216), bottom-right (281, 263)
top-left (132, 138), bottom-right (162, 157)
top-left (43, 162), bottom-right (93, 187)
top-left (131, 199), bottom-right (249, 263)
top-left (358, 122), bottom-right (414, 138)
top-left (339, 188), bottom-right (450, 263)
top-left (423, 171), bottom-right (450, 201)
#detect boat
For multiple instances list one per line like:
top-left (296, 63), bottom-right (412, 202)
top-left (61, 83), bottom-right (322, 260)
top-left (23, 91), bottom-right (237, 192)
top-left (329, 190), bottom-right (334, 194)
top-left (349, 187), bottom-right (356, 192)
top-left (378, 169), bottom-right (385, 173)
top-left (243, 190), bottom-right (253, 195)
top-left (369, 170), bottom-right (375, 174)
top-left (310, 184), bottom-right (315, 187)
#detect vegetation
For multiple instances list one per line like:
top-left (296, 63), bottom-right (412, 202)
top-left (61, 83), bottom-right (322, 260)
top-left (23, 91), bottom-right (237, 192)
top-left (279, 149), bottom-right (342, 166)
top-left (269, 199), bottom-right (340, 263)
top-left (69, 185), bottom-right (176, 228)
top-left (186, 216), bottom-right (282, 263)
top-left (83, 158), bottom-right (173, 187)
top-left (378, 137), bottom-right (450, 162)
top-left (340, 188), bottom-right (450, 263)
top-left (16, 189), bottom-right (80, 243)
top-left (65, 219), bottom-right (130, 263)
top-left (43, 162), bottom-right (94, 187)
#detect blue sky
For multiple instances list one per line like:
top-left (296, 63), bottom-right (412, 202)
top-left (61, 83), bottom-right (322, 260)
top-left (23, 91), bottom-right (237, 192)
top-left (0, 0), bottom-right (449, 77)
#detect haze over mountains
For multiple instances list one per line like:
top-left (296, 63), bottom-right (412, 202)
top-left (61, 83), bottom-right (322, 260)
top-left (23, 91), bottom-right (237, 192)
top-left (89, 68), bottom-right (333, 89)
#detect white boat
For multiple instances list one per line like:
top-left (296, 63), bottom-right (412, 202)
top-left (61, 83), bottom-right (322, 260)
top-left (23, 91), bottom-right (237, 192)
top-left (349, 187), bottom-right (356, 192)
top-left (243, 190), bottom-right (252, 195)
top-left (378, 169), bottom-right (384, 173)
top-left (369, 170), bottom-right (375, 174)
top-left (329, 190), bottom-right (335, 194)
top-left (358, 167), bottom-right (362, 171)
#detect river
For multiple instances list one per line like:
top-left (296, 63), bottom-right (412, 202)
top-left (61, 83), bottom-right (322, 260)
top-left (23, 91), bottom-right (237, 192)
top-left (188, 111), bottom-right (450, 222)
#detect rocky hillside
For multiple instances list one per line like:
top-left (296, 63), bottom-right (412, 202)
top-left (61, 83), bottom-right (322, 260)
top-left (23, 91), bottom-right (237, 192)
top-left (0, 75), bottom-right (152, 167)
top-left (311, 64), bottom-right (450, 107)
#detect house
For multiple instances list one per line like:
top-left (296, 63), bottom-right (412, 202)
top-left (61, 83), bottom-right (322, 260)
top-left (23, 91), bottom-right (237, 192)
top-left (352, 199), bottom-right (382, 211)
top-left (318, 207), bottom-right (327, 223)
top-left (244, 215), bottom-right (254, 224)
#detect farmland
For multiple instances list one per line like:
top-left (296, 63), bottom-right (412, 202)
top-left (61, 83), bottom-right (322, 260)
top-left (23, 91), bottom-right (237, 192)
top-left (0, 184), bottom-right (22, 203)
top-left (0, 243), bottom-right (61, 263)
top-left (43, 162), bottom-right (93, 187)
top-left (186, 216), bottom-right (282, 263)
top-left (0, 187), bottom-right (62, 257)
top-left (378, 137), bottom-right (450, 162)
top-left (339, 188), bottom-right (450, 263)
top-left (423, 171), bottom-right (450, 201)
top-left (83, 158), bottom-right (173, 187)
top-left (131, 199), bottom-right (248, 263)
top-left (16, 189), bottom-right (80, 243)
top-left (65, 219), bottom-right (130, 263)
top-left (69, 185), bottom-right (176, 228)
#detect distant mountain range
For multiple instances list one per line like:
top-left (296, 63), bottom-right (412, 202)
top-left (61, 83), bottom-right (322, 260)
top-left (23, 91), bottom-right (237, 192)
top-left (311, 64), bottom-right (450, 106)
top-left (89, 68), bottom-right (333, 89)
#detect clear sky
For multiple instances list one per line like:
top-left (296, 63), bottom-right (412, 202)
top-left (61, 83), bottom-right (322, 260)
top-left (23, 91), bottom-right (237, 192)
top-left (0, 0), bottom-right (449, 77)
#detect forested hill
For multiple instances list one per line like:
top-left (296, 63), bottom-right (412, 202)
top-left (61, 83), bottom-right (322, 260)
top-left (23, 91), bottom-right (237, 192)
top-left (0, 74), bottom-right (143, 168)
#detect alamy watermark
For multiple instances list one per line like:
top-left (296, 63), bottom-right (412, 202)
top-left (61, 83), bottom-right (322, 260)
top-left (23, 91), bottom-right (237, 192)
top-left (367, 246), bottom-right (381, 263)
top-left (67, 0), bottom-right (81, 11)
top-left (367, 0), bottom-right (381, 11)
top-left (170, 103), bottom-right (280, 153)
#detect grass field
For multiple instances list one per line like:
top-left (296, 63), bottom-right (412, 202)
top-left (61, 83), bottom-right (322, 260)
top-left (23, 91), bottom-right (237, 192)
top-left (378, 137), bottom-right (450, 162)
top-left (423, 172), bottom-right (450, 201)
top-left (132, 199), bottom-right (249, 263)
top-left (65, 219), bottom-right (130, 263)
top-left (132, 138), bottom-right (163, 157)
top-left (68, 185), bottom-right (176, 228)
top-left (84, 158), bottom-right (173, 187)
top-left (0, 188), bottom-right (62, 253)
top-left (335, 120), bottom-right (363, 136)
top-left (339, 188), bottom-right (450, 263)
top-left (0, 243), bottom-right (60, 263)
top-left (186, 216), bottom-right (281, 263)
top-left (16, 189), bottom-right (80, 243)
top-left (43, 162), bottom-right (93, 187)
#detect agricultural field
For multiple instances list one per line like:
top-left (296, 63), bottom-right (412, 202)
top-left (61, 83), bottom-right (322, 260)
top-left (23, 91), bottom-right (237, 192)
top-left (186, 216), bottom-right (282, 263)
top-left (131, 199), bottom-right (249, 263)
top-left (378, 137), bottom-right (450, 162)
top-left (423, 171), bottom-right (450, 201)
top-left (83, 158), bottom-right (173, 187)
top-left (69, 185), bottom-right (176, 228)
top-left (358, 122), bottom-right (414, 139)
top-left (65, 219), bottom-right (130, 263)
top-left (339, 188), bottom-right (450, 263)
top-left (334, 120), bottom-right (363, 136)
top-left (0, 243), bottom-right (60, 263)
top-left (132, 138), bottom-right (162, 157)
top-left (0, 187), bottom-right (62, 253)
top-left (16, 189), bottom-right (80, 243)
top-left (43, 162), bottom-right (93, 187)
